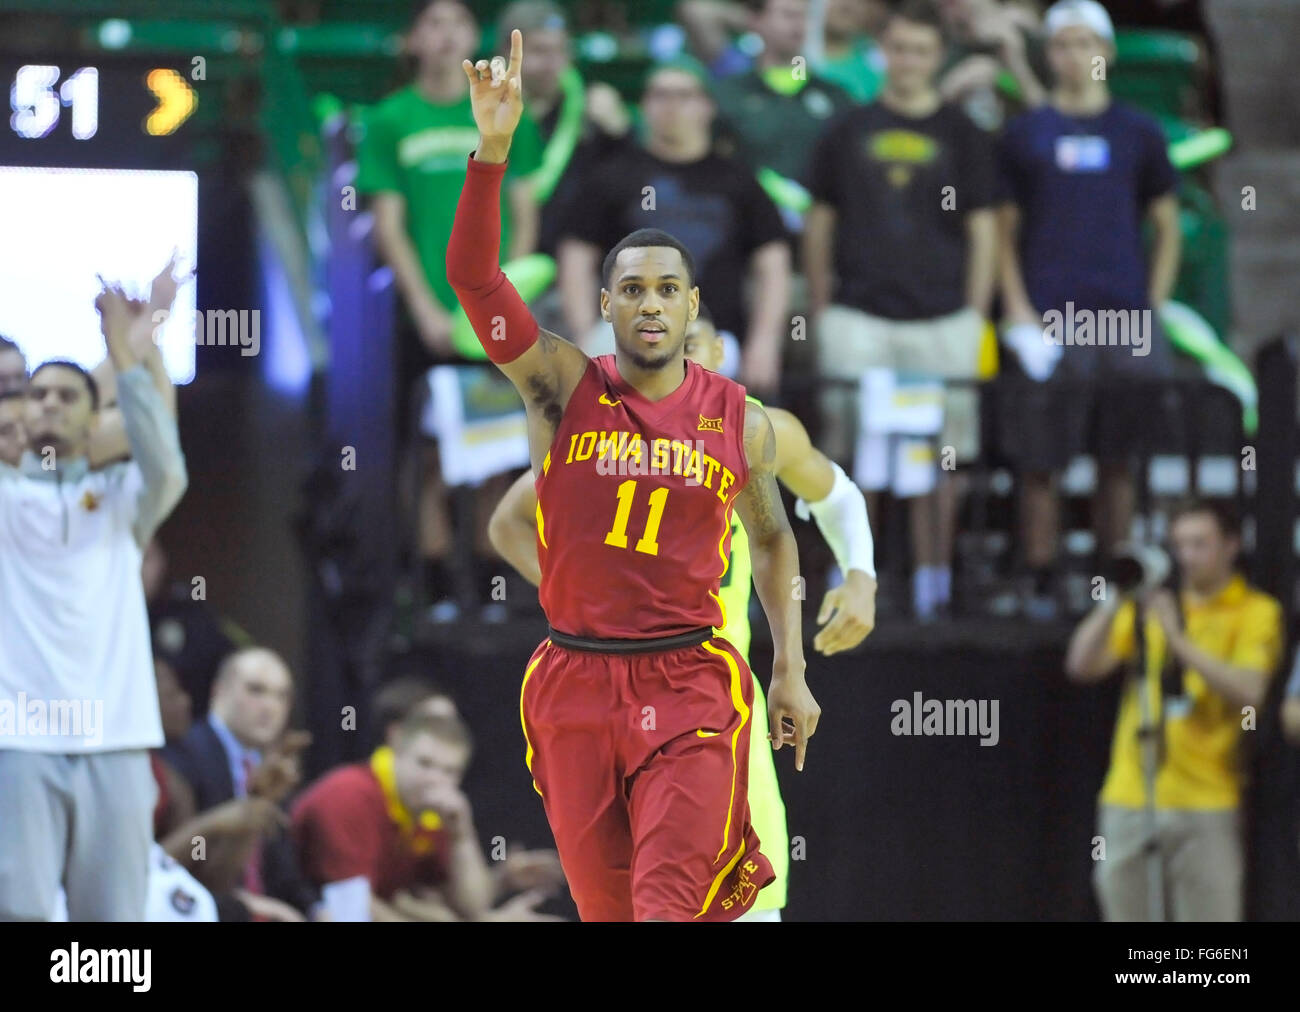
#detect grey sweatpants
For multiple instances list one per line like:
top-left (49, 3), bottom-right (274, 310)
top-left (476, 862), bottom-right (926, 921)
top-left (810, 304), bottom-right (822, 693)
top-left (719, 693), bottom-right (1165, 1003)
top-left (0, 750), bottom-right (156, 921)
top-left (1093, 804), bottom-right (1243, 921)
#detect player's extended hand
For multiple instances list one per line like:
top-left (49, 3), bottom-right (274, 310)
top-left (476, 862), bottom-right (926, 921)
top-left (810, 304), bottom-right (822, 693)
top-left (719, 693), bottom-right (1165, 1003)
top-left (813, 569), bottom-right (876, 655)
top-left (462, 28), bottom-right (525, 143)
top-left (767, 670), bottom-right (820, 772)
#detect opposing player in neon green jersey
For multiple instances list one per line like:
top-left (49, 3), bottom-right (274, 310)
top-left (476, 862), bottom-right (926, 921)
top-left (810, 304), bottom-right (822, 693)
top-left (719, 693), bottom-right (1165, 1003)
top-left (487, 304), bottom-right (877, 920)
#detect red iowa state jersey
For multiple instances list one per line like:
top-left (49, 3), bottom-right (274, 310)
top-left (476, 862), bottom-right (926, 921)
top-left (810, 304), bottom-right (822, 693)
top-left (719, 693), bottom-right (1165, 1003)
top-left (535, 354), bottom-right (751, 639)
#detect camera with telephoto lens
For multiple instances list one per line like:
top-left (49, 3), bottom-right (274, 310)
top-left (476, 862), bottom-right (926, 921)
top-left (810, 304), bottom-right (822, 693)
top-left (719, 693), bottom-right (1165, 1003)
top-left (1103, 542), bottom-right (1173, 599)
top-left (1105, 542), bottom-right (1188, 707)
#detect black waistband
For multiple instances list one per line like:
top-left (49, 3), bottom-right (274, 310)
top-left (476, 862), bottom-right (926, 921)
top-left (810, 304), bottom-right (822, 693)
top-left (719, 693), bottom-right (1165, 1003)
top-left (546, 626), bottom-right (714, 654)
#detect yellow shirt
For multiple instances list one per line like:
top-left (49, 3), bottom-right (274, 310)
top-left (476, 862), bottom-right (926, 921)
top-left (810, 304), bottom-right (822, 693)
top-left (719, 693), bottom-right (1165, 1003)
top-left (1099, 575), bottom-right (1282, 810)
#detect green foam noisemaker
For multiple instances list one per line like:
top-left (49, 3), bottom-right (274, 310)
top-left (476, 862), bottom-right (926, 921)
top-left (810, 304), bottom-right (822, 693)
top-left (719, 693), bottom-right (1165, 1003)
top-left (525, 66), bottom-right (587, 206)
top-left (1159, 299), bottom-right (1258, 436)
top-left (1168, 127), bottom-right (1233, 171)
top-left (757, 166), bottom-right (812, 214)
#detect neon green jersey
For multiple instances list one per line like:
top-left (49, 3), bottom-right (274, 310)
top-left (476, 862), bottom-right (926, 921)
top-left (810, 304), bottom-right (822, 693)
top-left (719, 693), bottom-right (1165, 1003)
top-left (714, 395), bottom-right (788, 912)
top-left (714, 395), bottom-right (760, 658)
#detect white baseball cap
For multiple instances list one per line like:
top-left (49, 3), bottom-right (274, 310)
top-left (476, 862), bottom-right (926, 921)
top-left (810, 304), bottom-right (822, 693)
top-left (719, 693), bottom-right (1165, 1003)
top-left (1044, 0), bottom-right (1116, 43)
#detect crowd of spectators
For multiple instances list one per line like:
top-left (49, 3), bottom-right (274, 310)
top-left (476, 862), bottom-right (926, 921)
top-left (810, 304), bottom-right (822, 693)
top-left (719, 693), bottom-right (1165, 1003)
top-left (356, 0), bottom-right (1221, 624)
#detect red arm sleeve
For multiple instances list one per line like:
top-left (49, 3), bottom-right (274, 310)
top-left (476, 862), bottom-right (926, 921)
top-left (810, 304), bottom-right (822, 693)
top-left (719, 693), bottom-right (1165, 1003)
top-left (446, 155), bottom-right (540, 364)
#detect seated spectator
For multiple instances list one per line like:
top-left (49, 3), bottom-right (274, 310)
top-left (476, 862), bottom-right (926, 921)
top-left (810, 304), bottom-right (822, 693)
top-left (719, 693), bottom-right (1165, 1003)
top-left (164, 647), bottom-right (319, 921)
top-left (366, 673), bottom-right (567, 903)
top-left (368, 673), bottom-right (458, 751)
top-left (556, 60), bottom-right (791, 395)
top-left (293, 711), bottom-right (550, 921)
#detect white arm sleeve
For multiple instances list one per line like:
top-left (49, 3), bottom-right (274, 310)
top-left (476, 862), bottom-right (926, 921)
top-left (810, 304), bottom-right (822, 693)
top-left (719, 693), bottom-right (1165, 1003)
top-left (794, 461), bottom-right (875, 580)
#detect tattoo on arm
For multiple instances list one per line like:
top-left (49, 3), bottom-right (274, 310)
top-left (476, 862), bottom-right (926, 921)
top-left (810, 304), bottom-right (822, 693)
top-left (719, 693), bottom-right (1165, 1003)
top-left (524, 329), bottom-right (568, 428)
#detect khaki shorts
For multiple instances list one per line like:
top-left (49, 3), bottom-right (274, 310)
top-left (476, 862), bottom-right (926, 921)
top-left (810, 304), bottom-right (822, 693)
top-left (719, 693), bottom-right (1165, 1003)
top-left (1092, 804), bottom-right (1243, 921)
top-left (815, 305), bottom-right (984, 466)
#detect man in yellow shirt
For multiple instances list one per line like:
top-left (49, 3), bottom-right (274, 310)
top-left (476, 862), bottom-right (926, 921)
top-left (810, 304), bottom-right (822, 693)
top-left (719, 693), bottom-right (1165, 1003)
top-left (1065, 498), bottom-right (1283, 921)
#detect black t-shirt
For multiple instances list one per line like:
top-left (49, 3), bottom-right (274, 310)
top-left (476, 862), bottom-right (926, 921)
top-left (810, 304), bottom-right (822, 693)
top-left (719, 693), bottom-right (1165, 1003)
top-left (557, 146), bottom-right (788, 340)
top-left (535, 103), bottom-right (632, 259)
top-left (808, 101), bottom-right (995, 320)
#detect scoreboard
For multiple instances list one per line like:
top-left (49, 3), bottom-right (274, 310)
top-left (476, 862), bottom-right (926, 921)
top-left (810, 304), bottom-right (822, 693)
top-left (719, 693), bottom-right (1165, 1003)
top-left (0, 58), bottom-right (201, 383)
top-left (2, 58), bottom-right (199, 166)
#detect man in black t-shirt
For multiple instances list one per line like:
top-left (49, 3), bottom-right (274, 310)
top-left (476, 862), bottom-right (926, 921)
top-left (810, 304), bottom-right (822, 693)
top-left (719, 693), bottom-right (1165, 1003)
top-left (555, 61), bottom-right (792, 396)
top-left (804, 0), bottom-right (997, 621)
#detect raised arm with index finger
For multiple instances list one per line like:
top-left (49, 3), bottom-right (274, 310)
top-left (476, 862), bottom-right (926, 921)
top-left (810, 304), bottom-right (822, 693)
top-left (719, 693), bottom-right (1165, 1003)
top-left (446, 29), bottom-right (589, 474)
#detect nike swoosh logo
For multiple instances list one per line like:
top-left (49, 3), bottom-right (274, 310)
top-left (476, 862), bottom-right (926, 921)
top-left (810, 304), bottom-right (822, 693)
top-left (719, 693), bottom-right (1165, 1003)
top-left (696, 729), bottom-right (721, 738)
top-left (598, 393), bottom-right (622, 407)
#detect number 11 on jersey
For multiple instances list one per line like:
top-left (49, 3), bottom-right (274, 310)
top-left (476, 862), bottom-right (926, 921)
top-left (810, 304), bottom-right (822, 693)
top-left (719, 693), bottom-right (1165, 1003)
top-left (604, 479), bottom-right (669, 557)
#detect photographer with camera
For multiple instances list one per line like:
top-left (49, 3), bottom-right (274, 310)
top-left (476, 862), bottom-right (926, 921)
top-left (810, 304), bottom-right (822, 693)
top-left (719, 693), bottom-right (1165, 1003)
top-left (1064, 498), bottom-right (1283, 921)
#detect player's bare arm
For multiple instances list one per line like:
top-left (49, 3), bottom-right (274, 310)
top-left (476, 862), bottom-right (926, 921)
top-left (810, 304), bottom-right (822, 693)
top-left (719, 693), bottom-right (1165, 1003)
top-left (733, 400), bottom-right (820, 771)
top-left (488, 468), bottom-right (542, 587)
top-left (767, 406), bottom-right (876, 654)
top-left (449, 29), bottom-right (589, 471)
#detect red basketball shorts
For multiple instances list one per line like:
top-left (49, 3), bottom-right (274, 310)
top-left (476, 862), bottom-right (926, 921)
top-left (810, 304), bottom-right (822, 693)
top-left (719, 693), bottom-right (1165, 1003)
top-left (518, 634), bottom-right (776, 922)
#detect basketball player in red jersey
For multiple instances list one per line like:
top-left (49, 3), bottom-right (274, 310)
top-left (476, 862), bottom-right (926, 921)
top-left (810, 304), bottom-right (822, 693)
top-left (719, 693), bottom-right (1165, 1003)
top-left (447, 31), bottom-right (820, 922)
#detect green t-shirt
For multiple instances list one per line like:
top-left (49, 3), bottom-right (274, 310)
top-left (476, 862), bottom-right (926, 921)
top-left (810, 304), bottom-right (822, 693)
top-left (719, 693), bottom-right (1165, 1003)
top-left (814, 38), bottom-right (886, 104)
top-left (713, 70), bottom-right (856, 185)
top-left (355, 86), bottom-right (543, 312)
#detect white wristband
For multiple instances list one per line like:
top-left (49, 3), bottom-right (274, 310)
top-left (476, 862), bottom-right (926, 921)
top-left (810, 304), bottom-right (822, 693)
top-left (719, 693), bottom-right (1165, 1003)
top-left (795, 461), bottom-right (875, 580)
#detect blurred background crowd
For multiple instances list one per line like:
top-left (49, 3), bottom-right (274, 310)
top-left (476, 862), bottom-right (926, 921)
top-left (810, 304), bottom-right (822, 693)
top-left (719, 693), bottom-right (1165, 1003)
top-left (2, 0), bottom-right (1300, 922)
